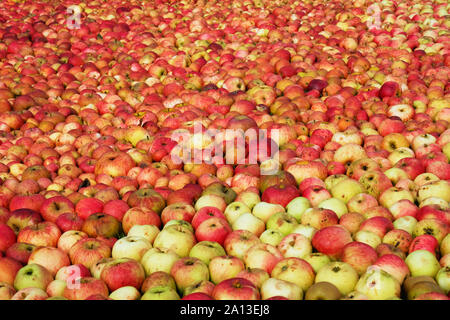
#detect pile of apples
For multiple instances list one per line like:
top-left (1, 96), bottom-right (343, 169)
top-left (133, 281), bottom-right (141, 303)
top-left (0, 0), bottom-right (449, 300)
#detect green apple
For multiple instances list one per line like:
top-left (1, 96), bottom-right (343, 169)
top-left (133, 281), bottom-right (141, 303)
top-left (141, 285), bottom-right (180, 300)
top-left (418, 180), bottom-right (450, 203)
top-left (127, 225), bottom-right (160, 245)
top-left (110, 286), bottom-right (141, 300)
top-left (355, 267), bottom-right (401, 300)
top-left (163, 220), bottom-right (194, 233)
top-left (252, 202), bottom-right (285, 223)
top-left (393, 216), bottom-right (417, 234)
top-left (224, 202), bottom-right (251, 224)
top-left (266, 212), bottom-right (298, 236)
top-left (318, 198), bottom-right (348, 218)
top-left (379, 187), bottom-right (415, 208)
top-left (436, 267), bottom-right (450, 294)
top-left (304, 253), bottom-right (331, 273)
top-left (286, 197), bottom-right (311, 222)
top-left (405, 250), bottom-right (440, 277)
top-left (259, 229), bottom-right (284, 246)
top-left (354, 230), bottom-right (381, 249)
top-left (290, 225), bottom-right (317, 240)
top-left (189, 241), bottom-right (226, 265)
top-left (141, 247), bottom-right (180, 275)
top-left (14, 264), bottom-right (53, 291)
top-left (324, 174), bottom-right (349, 191)
top-left (331, 179), bottom-right (365, 204)
top-left (315, 262), bottom-right (359, 295)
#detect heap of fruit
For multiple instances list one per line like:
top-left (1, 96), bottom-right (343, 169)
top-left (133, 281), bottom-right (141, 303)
top-left (0, 0), bottom-right (449, 300)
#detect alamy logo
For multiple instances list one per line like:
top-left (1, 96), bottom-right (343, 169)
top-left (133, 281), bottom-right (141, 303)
top-left (67, 5), bottom-right (81, 30)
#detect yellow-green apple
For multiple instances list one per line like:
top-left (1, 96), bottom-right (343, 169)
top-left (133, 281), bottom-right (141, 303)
top-left (393, 216), bottom-right (417, 234)
top-left (189, 241), bottom-right (226, 265)
top-left (127, 225), bottom-right (160, 245)
top-left (170, 257), bottom-right (209, 295)
top-left (14, 264), bottom-right (53, 291)
top-left (388, 147), bottom-right (415, 166)
top-left (441, 234), bottom-right (450, 256)
top-left (100, 258), bottom-right (145, 291)
top-left (417, 180), bottom-right (450, 203)
top-left (141, 285), bottom-right (180, 300)
top-left (271, 257), bottom-right (315, 292)
top-left (17, 221), bottom-right (61, 247)
top-left (11, 288), bottom-right (48, 300)
top-left (260, 277), bottom-right (302, 300)
top-left (69, 238), bottom-right (111, 269)
top-left (318, 198), bottom-right (348, 219)
top-left (0, 257), bottom-right (25, 286)
top-left (40, 196), bottom-right (75, 223)
top-left (355, 267), bottom-right (401, 300)
top-left (81, 213), bottom-right (121, 239)
top-left (266, 211), bottom-right (298, 236)
top-left (208, 255), bottom-right (245, 285)
top-left (121, 208), bottom-right (161, 234)
top-left (234, 188), bottom-right (261, 209)
top-left (28, 247), bottom-right (70, 276)
top-left (111, 236), bottom-right (152, 261)
top-left (201, 182), bottom-right (237, 205)
top-left (231, 213), bottom-right (265, 237)
top-left (359, 171), bottom-right (393, 198)
top-left (243, 243), bottom-right (283, 274)
top-left (341, 242), bottom-right (378, 275)
top-left (163, 220), bottom-right (194, 233)
top-left (315, 261), bottom-right (359, 296)
top-left (324, 174), bottom-right (349, 191)
top-left (223, 230), bottom-right (261, 260)
top-left (252, 201), bottom-right (285, 223)
top-left (290, 224), bottom-right (317, 240)
top-left (405, 250), bottom-right (441, 277)
top-left (286, 197), bottom-right (311, 222)
top-left (436, 267), bottom-right (450, 294)
top-left (354, 230), bottom-right (382, 249)
top-left (304, 253), bottom-right (331, 273)
top-left (311, 226), bottom-right (353, 260)
top-left (330, 179), bottom-right (365, 204)
top-left (141, 248), bottom-right (180, 275)
top-left (384, 168), bottom-right (409, 185)
top-left (109, 286), bottom-right (141, 300)
top-left (161, 203), bottom-right (196, 225)
top-left (63, 277), bottom-right (109, 300)
top-left (224, 202), bottom-right (251, 225)
top-left (379, 187), bottom-right (415, 208)
top-left (212, 277), bottom-right (260, 300)
top-left (195, 217), bottom-right (232, 246)
top-left (153, 225), bottom-right (196, 257)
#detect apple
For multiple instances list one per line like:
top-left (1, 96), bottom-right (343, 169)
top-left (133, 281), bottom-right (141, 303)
top-left (243, 243), bottom-right (283, 274)
top-left (208, 255), bottom-right (245, 285)
top-left (57, 230), bottom-right (88, 253)
top-left (224, 202), bottom-right (251, 225)
top-left (189, 241), bottom-right (226, 265)
top-left (141, 285), bottom-right (180, 300)
top-left (0, 282), bottom-right (16, 300)
top-left (195, 217), bottom-right (232, 246)
top-left (303, 253), bottom-right (331, 273)
top-left (28, 247), bottom-right (70, 276)
top-left (109, 286), bottom-right (141, 300)
top-left (111, 236), bottom-right (152, 261)
top-left (372, 254), bottom-right (410, 284)
top-left (0, 257), bottom-right (23, 286)
top-left (63, 277), bottom-right (109, 300)
top-left (81, 213), bottom-right (121, 239)
top-left (141, 248), bottom-right (180, 275)
top-left (271, 257), bottom-right (315, 292)
top-left (127, 225), bottom-right (160, 245)
top-left (17, 221), bottom-right (61, 247)
top-left (286, 197), bottom-right (311, 222)
top-left (252, 202), bottom-right (285, 223)
top-left (40, 196), bottom-right (75, 223)
top-left (212, 277), bottom-right (260, 300)
top-left (405, 250), bottom-right (441, 277)
top-left (223, 230), bottom-right (261, 260)
top-left (315, 262), bottom-right (359, 296)
top-left (355, 267), bottom-right (401, 300)
top-left (14, 264), bottom-right (53, 291)
top-left (11, 288), bottom-right (48, 300)
top-left (140, 271), bottom-right (177, 293)
top-left (170, 257), bottom-right (209, 295)
top-left (311, 226), bottom-right (353, 260)
top-left (100, 258), bottom-right (145, 291)
top-left (153, 225), bottom-right (197, 257)
top-left (55, 213), bottom-right (85, 232)
top-left (277, 233), bottom-right (312, 259)
top-left (121, 207), bottom-right (162, 234)
top-left (341, 242), bottom-right (378, 275)
top-left (260, 277), bottom-right (303, 300)
top-left (69, 238), bottom-right (112, 269)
